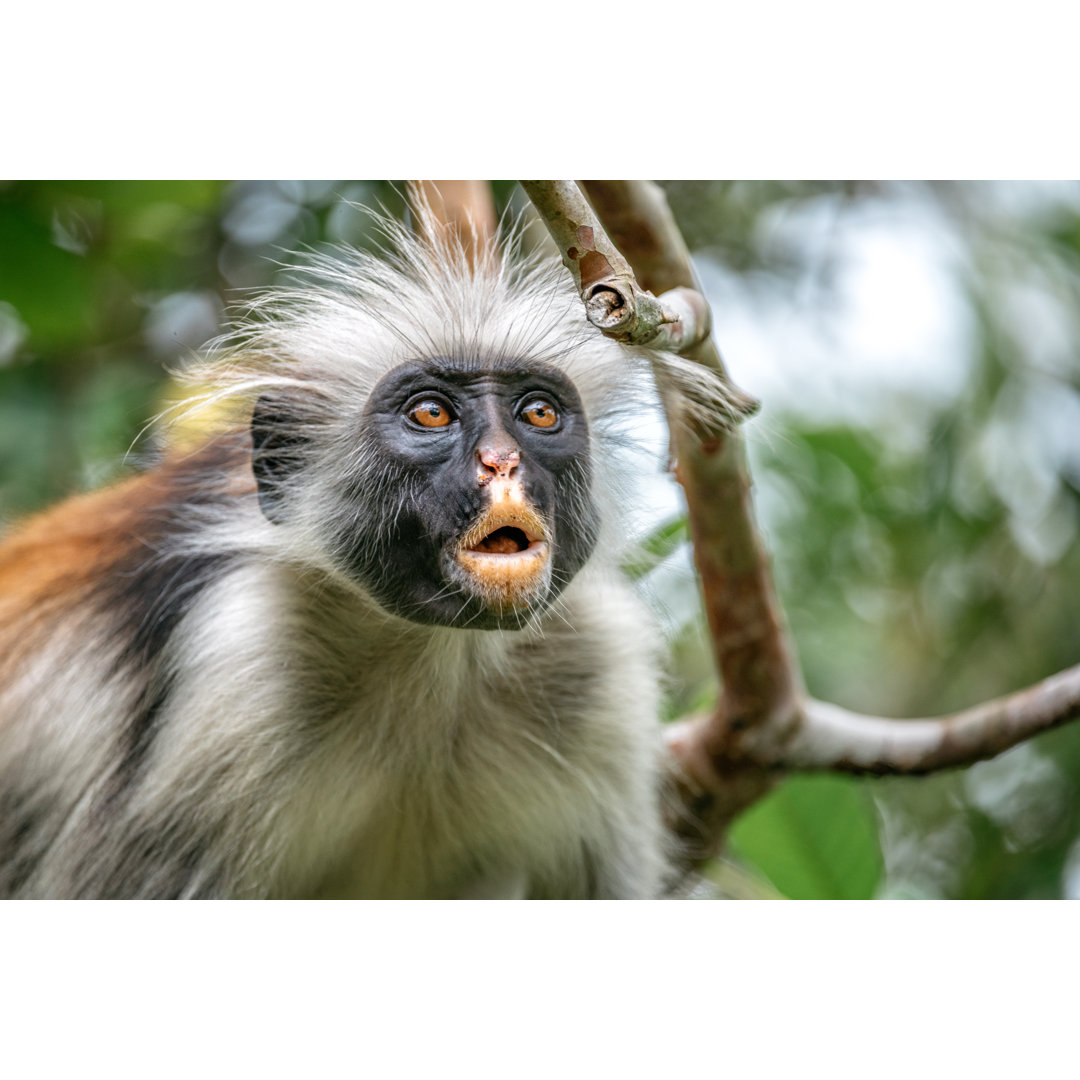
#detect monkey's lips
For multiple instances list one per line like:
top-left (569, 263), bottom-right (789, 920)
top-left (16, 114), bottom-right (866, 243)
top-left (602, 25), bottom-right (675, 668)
top-left (454, 504), bottom-right (551, 604)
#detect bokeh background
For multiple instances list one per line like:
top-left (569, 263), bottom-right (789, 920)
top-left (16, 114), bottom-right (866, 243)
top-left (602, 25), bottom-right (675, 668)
top-left (2, 180), bottom-right (1078, 899)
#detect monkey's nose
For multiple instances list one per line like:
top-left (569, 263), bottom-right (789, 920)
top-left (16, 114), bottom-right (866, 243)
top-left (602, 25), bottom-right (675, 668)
top-left (477, 445), bottom-right (520, 482)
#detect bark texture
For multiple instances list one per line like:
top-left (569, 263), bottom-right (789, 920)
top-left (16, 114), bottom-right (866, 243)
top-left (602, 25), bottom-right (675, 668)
top-left (520, 181), bottom-right (713, 352)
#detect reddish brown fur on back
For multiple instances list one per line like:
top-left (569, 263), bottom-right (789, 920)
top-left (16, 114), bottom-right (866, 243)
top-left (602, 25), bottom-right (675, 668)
top-left (0, 476), bottom-right (151, 607)
top-left (0, 477), bottom-right (152, 681)
top-left (0, 436), bottom-right (254, 692)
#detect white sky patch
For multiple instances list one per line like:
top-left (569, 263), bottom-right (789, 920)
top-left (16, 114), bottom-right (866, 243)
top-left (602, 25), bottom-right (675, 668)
top-left (635, 183), bottom-right (1080, 627)
top-left (964, 743), bottom-right (1071, 852)
top-left (144, 291), bottom-right (223, 359)
top-left (700, 192), bottom-right (976, 445)
top-left (998, 276), bottom-right (1080, 381)
top-left (635, 191), bottom-right (982, 622)
top-left (1063, 836), bottom-right (1080, 899)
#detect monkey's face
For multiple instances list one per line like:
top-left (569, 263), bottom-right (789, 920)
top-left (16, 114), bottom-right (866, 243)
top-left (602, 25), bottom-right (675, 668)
top-left (289, 360), bottom-right (599, 630)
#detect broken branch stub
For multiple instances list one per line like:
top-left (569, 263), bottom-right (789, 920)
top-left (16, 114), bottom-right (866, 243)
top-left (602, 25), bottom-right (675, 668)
top-left (519, 180), bottom-right (710, 351)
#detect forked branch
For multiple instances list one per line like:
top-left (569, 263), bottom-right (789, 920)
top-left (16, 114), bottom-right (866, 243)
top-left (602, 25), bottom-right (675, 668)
top-left (517, 179), bottom-right (1080, 854)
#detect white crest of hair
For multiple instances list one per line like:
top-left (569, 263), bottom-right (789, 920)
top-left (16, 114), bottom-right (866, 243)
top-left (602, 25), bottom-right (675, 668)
top-left (173, 206), bottom-right (732, 561)
top-left (193, 210), bottom-right (725, 441)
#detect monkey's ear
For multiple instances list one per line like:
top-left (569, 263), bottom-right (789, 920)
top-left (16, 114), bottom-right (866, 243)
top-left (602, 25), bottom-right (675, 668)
top-left (251, 394), bottom-right (309, 525)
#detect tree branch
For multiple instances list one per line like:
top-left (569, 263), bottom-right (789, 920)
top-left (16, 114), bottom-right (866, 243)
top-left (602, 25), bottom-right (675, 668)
top-left (513, 180), bottom-right (1080, 872)
top-left (520, 180), bottom-right (713, 351)
top-left (525, 180), bottom-right (1080, 863)
top-left (408, 180), bottom-right (497, 269)
top-left (785, 664), bottom-right (1080, 775)
top-left (570, 182), bottom-right (804, 745)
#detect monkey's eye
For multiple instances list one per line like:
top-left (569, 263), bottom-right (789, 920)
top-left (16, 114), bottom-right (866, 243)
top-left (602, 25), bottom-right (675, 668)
top-left (407, 398), bottom-right (455, 429)
top-left (519, 398), bottom-right (559, 430)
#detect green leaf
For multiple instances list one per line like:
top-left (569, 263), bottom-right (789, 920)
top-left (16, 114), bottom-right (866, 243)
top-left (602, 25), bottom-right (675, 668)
top-left (622, 516), bottom-right (688, 580)
top-left (726, 775), bottom-right (884, 899)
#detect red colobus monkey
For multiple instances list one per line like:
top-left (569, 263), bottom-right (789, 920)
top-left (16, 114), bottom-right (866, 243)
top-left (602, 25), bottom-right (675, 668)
top-left (0, 215), bottom-right (725, 898)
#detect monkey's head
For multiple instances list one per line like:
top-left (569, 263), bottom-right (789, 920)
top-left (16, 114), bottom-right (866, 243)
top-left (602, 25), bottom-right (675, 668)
top-left (251, 355), bottom-right (601, 630)
top-left (218, 213), bottom-right (733, 630)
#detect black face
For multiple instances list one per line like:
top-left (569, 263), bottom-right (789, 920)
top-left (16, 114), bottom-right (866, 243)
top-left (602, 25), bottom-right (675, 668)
top-left (255, 358), bottom-right (600, 630)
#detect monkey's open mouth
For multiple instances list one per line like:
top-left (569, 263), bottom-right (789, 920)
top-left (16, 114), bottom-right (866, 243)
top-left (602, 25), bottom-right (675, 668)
top-left (470, 526), bottom-right (532, 554)
top-left (455, 505), bottom-right (550, 599)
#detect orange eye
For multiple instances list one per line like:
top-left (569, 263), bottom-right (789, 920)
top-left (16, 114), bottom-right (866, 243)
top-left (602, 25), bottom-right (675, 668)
top-left (409, 400), bottom-right (452, 428)
top-left (521, 399), bottom-right (558, 429)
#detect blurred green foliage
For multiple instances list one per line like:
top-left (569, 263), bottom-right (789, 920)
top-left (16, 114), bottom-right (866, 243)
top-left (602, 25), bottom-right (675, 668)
top-left (662, 181), bottom-right (1080, 899)
top-left (728, 776), bottom-right (883, 900)
top-left (2, 180), bottom-right (1079, 898)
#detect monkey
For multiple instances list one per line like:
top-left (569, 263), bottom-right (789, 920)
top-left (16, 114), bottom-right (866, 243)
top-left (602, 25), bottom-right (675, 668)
top-left (0, 212), bottom-right (730, 899)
